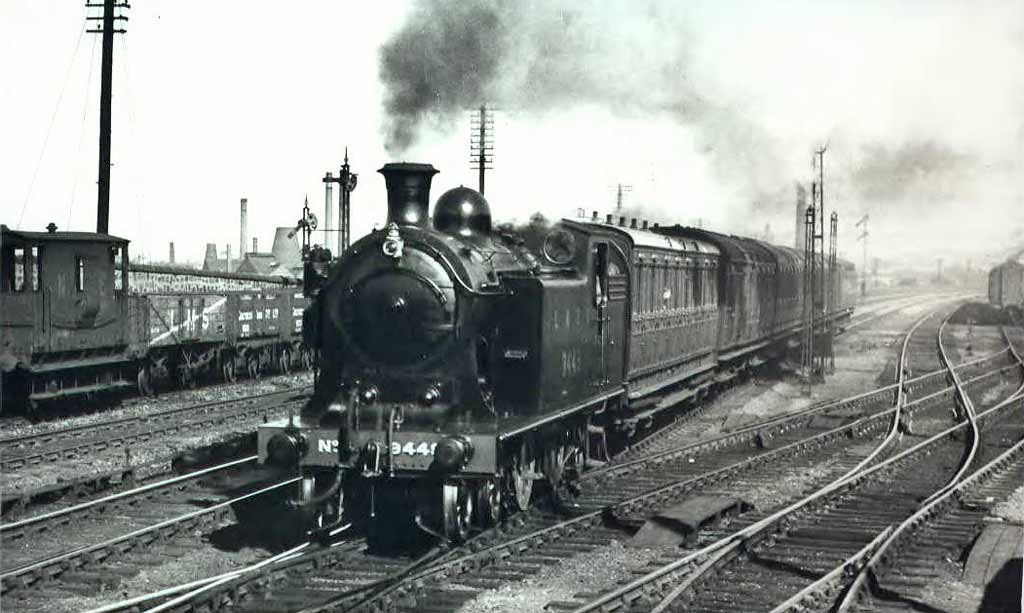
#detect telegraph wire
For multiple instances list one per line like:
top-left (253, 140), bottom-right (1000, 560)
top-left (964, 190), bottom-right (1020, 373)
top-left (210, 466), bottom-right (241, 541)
top-left (68, 33), bottom-right (101, 230)
top-left (18, 17), bottom-right (89, 228)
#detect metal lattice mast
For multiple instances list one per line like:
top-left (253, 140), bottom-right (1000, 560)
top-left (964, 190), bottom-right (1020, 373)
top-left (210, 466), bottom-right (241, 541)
top-left (615, 184), bottom-right (633, 212)
top-left (827, 212), bottom-right (838, 373)
top-left (86, 0), bottom-right (129, 234)
top-left (470, 105), bottom-right (494, 194)
top-left (856, 214), bottom-right (869, 296)
top-left (801, 204), bottom-right (816, 396)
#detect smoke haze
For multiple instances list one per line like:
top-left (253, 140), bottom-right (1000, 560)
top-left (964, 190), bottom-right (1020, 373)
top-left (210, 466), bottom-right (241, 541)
top-left (377, 0), bottom-right (1023, 265)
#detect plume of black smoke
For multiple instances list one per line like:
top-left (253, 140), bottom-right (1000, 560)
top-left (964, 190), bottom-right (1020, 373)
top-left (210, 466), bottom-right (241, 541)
top-left (378, 0), bottom-right (786, 201)
top-left (379, 1), bottom-right (509, 154)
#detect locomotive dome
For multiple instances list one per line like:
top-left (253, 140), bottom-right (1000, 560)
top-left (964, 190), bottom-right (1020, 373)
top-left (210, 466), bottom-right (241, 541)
top-left (433, 186), bottom-right (492, 237)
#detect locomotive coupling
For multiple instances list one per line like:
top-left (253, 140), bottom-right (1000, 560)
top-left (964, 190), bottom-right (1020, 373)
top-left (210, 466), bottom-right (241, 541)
top-left (433, 435), bottom-right (474, 471)
top-left (266, 430), bottom-right (309, 466)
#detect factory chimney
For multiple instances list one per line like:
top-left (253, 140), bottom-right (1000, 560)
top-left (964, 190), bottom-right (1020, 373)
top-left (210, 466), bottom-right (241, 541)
top-left (168, 242), bottom-right (175, 264)
top-left (794, 183), bottom-right (807, 250)
top-left (240, 198), bottom-right (248, 256)
top-left (378, 163), bottom-right (439, 228)
top-left (226, 244), bottom-right (232, 273)
top-left (253, 237), bottom-right (258, 254)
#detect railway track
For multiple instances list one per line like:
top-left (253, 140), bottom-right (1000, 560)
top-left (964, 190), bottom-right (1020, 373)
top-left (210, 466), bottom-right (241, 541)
top-left (0, 459), bottom-right (299, 606)
top-left (99, 304), bottom-right (1020, 612)
top-left (0, 386), bottom-right (311, 469)
top-left (560, 314), bottom-right (1023, 613)
top-left (19, 299), bottom-right (1013, 613)
top-left (0, 387), bottom-right (310, 518)
top-left (772, 324), bottom-right (1024, 613)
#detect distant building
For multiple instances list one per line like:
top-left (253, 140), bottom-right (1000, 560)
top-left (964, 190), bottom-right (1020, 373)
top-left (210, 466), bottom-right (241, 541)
top-left (234, 227), bottom-right (302, 278)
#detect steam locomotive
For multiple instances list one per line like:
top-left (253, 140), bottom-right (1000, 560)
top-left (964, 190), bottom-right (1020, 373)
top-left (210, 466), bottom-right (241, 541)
top-left (258, 163), bottom-right (856, 542)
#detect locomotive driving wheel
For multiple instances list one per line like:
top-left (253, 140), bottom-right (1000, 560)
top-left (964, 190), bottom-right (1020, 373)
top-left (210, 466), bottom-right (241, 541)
top-left (222, 358), bottom-right (236, 383)
top-left (442, 482), bottom-right (474, 543)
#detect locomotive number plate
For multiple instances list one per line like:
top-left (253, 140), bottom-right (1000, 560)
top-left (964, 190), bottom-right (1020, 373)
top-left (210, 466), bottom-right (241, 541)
top-left (391, 442), bottom-right (436, 456)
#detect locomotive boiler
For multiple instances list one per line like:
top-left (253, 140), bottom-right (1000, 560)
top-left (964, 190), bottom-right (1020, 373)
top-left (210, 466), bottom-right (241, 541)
top-left (258, 162), bottom-right (856, 544)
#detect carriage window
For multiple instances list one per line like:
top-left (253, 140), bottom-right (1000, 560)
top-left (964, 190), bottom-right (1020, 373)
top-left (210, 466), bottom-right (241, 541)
top-left (693, 265), bottom-right (702, 307)
top-left (111, 245), bottom-right (123, 291)
top-left (32, 247), bottom-right (40, 291)
top-left (13, 248), bottom-right (26, 291)
top-left (632, 261), bottom-right (641, 315)
top-left (76, 256), bottom-right (85, 292)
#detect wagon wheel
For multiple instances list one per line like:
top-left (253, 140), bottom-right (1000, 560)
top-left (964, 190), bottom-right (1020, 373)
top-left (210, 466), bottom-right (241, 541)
top-left (137, 366), bottom-right (154, 396)
top-left (247, 355), bottom-right (261, 381)
top-left (279, 348), bottom-right (292, 374)
top-left (300, 349), bottom-right (313, 371)
top-left (442, 482), bottom-right (474, 543)
top-left (222, 358), bottom-right (236, 383)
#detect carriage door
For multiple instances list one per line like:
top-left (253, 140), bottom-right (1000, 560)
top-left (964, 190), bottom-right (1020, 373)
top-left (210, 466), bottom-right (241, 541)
top-left (593, 242), bottom-right (628, 386)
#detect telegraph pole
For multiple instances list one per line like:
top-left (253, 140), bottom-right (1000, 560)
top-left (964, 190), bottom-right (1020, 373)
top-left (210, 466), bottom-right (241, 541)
top-left (470, 105), bottom-right (494, 195)
top-left (87, 0), bottom-right (129, 234)
top-left (856, 214), bottom-right (869, 296)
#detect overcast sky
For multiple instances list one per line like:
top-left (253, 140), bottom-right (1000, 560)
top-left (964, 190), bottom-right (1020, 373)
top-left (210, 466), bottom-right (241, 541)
top-left (2, 1), bottom-right (1022, 270)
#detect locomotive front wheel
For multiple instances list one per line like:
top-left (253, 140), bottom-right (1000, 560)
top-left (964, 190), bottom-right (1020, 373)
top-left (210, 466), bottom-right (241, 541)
top-left (442, 482), bottom-right (474, 543)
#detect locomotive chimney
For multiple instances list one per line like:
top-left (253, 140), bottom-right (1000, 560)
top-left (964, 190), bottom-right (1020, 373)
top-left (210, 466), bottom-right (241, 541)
top-left (606, 214), bottom-right (613, 224)
top-left (630, 218), bottom-right (638, 229)
top-left (240, 198), bottom-right (248, 256)
top-left (378, 162), bottom-right (439, 228)
top-left (592, 211), bottom-right (598, 221)
top-left (642, 220), bottom-right (649, 230)
top-left (619, 216), bottom-right (626, 227)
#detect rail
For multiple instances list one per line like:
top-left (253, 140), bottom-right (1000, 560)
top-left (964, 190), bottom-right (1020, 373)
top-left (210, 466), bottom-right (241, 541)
top-left (0, 478), bottom-right (299, 593)
top-left (0, 455), bottom-right (257, 539)
top-left (571, 317), bottom-right (1019, 613)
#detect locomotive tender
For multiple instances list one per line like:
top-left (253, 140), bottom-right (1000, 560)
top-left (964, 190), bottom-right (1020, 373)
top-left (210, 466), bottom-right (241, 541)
top-left (0, 224), bottom-right (309, 410)
top-left (258, 163), bottom-right (856, 542)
